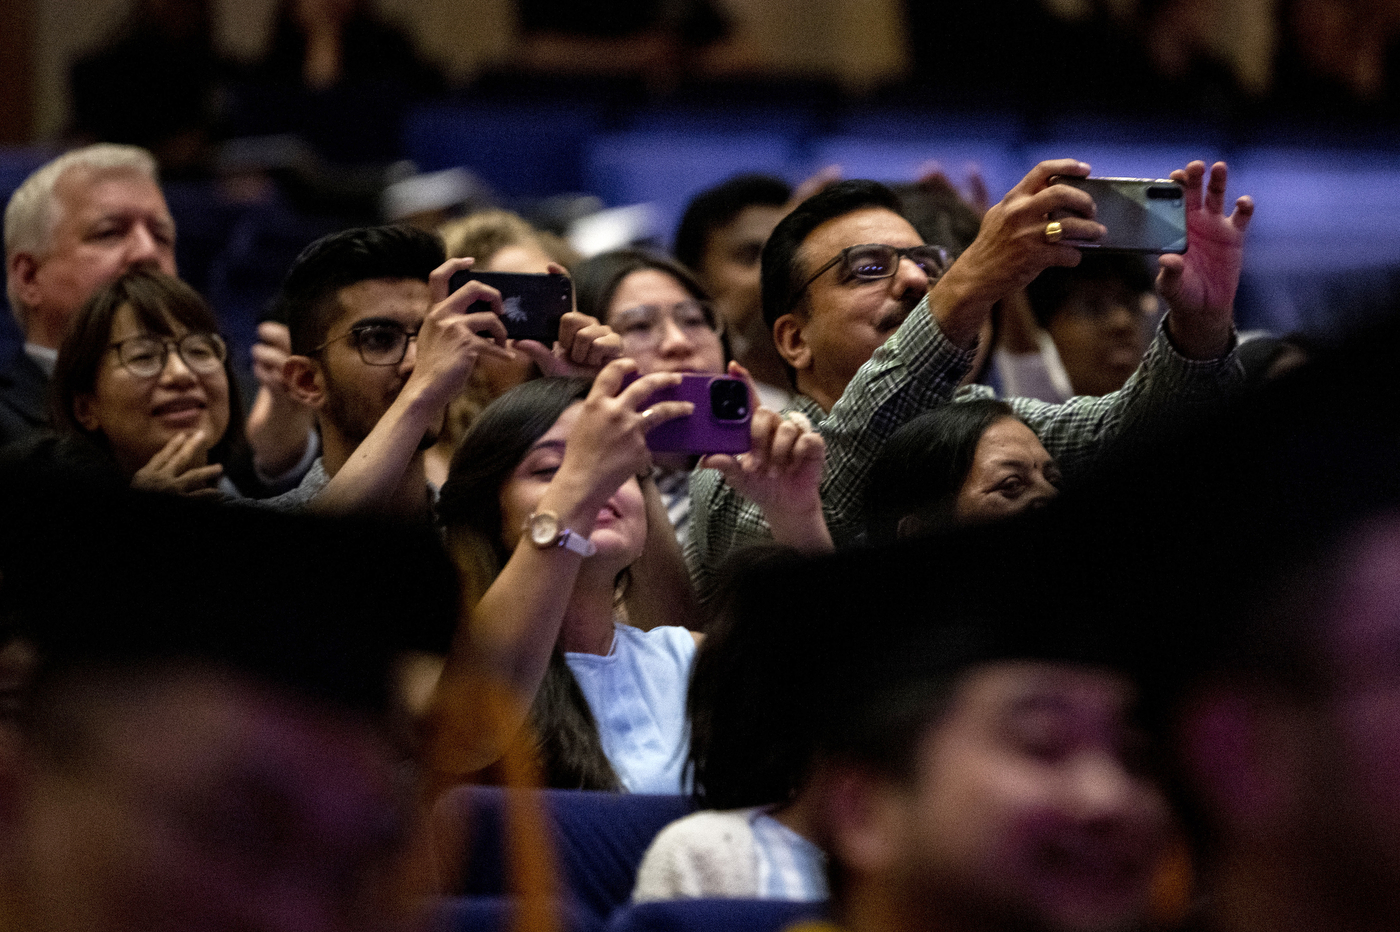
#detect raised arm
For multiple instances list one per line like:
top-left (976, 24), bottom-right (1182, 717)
top-left (430, 360), bottom-right (691, 772)
top-left (1158, 161), bottom-right (1254, 359)
top-left (245, 321), bottom-right (318, 483)
top-left (929, 159), bottom-right (1103, 347)
top-left (311, 258), bottom-right (514, 514)
top-left (995, 160), bottom-right (1253, 471)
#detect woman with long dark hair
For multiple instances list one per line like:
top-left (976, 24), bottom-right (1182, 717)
top-left (429, 357), bottom-right (829, 791)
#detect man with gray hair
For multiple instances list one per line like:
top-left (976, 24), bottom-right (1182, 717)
top-left (1, 143), bottom-right (177, 447)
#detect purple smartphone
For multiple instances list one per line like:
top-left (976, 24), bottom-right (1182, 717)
top-left (628, 373), bottom-right (752, 455)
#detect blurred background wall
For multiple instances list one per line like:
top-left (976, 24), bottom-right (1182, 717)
top-left (15, 0), bottom-right (1292, 143)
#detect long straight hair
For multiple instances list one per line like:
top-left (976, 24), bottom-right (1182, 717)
top-left (436, 377), bottom-right (621, 790)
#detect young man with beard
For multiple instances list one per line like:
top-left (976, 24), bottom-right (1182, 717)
top-left (274, 225), bottom-right (620, 519)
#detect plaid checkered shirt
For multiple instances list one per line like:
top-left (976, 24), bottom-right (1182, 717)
top-left (685, 294), bottom-right (1243, 605)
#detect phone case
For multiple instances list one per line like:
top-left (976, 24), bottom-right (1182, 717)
top-left (447, 270), bottom-right (573, 343)
top-left (631, 374), bottom-right (752, 456)
top-left (1049, 177), bottom-right (1187, 254)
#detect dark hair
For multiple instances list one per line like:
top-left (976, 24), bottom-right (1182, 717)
top-left (760, 179), bottom-right (905, 335)
top-left (572, 248), bottom-right (731, 366)
top-left (889, 180), bottom-right (982, 258)
top-left (573, 247), bottom-right (710, 320)
top-left (864, 399), bottom-right (1021, 544)
top-left (277, 225), bottom-right (445, 355)
top-left (687, 544), bottom-right (820, 809)
top-left (673, 174), bottom-right (791, 274)
top-left (435, 377), bottom-right (621, 790)
top-left (1026, 252), bottom-right (1155, 330)
top-left (51, 269), bottom-right (246, 472)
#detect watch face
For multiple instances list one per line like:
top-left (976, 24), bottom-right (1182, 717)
top-left (528, 512), bottom-right (560, 547)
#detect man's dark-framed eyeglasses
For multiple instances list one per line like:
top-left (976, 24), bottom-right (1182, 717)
top-left (791, 243), bottom-right (951, 308)
top-left (110, 332), bottom-right (227, 378)
top-left (314, 322), bottom-right (420, 366)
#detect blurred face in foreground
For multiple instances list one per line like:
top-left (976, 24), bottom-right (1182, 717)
top-left (835, 661), bottom-right (1171, 932)
top-left (1180, 512), bottom-right (1400, 924)
top-left (8, 667), bottom-right (410, 932)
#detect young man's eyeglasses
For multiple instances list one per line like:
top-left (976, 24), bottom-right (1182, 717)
top-left (791, 243), bottom-right (951, 309)
top-left (111, 333), bottom-right (227, 378)
top-left (314, 322), bottom-right (420, 366)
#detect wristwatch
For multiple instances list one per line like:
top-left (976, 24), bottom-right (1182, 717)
top-left (524, 511), bottom-right (597, 557)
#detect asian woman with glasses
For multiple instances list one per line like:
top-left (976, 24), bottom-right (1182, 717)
top-left (42, 269), bottom-right (252, 497)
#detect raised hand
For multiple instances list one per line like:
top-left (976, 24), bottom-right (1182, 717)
top-left (931, 159), bottom-right (1104, 348)
top-left (548, 360), bottom-right (691, 521)
top-left (251, 321), bottom-right (295, 395)
top-left (131, 431), bottom-right (223, 498)
top-left (700, 363), bottom-right (831, 552)
top-left (1157, 161), bottom-right (1254, 359)
top-left (517, 311), bottom-right (623, 378)
top-left (408, 258), bottom-right (519, 411)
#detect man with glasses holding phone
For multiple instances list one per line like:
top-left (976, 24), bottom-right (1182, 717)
top-left (688, 159), bottom-right (1254, 603)
top-left (267, 225), bottom-right (513, 519)
top-left (269, 225), bottom-right (619, 519)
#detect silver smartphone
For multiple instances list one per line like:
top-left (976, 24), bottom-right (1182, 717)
top-left (1049, 177), bottom-right (1187, 254)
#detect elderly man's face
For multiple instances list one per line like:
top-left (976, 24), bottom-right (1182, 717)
top-left (13, 169), bottom-right (176, 347)
top-left (778, 208), bottom-right (930, 411)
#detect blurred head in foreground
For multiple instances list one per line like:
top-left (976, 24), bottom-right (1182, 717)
top-left (723, 522), bottom-right (1175, 932)
top-left (0, 475), bottom-right (457, 932)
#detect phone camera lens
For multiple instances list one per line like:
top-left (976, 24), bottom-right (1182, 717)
top-left (1147, 185), bottom-right (1181, 201)
top-left (709, 380), bottom-right (749, 421)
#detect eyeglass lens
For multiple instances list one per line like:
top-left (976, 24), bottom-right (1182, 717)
top-left (614, 300), bottom-right (716, 347)
top-left (351, 324), bottom-right (414, 366)
top-left (844, 245), bottom-right (947, 280)
top-left (119, 334), bottom-right (226, 377)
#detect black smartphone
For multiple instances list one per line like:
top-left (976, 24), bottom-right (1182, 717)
top-left (625, 373), bottom-right (752, 455)
top-left (1048, 177), bottom-right (1187, 254)
top-left (447, 270), bottom-right (573, 344)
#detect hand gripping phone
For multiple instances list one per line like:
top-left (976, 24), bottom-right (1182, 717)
top-left (1049, 177), bottom-right (1187, 254)
top-left (447, 270), bottom-right (573, 344)
top-left (627, 373), bottom-right (752, 456)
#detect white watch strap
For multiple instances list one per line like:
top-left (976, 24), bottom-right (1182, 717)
top-left (557, 528), bottom-right (597, 557)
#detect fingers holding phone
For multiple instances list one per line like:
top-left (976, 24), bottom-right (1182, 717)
top-left (519, 311), bottom-right (623, 377)
top-left (701, 406), bottom-right (831, 552)
top-left (622, 371), bottom-right (752, 457)
top-left (559, 362), bottom-right (691, 507)
top-left (1048, 176), bottom-right (1188, 254)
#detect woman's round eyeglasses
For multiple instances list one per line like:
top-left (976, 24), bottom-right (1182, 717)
top-left (110, 333), bottom-right (227, 378)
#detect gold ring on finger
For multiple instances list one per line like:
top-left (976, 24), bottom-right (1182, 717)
top-left (1044, 220), bottom-right (1065, 244)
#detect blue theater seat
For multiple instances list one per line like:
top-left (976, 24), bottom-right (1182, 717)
top-left (434, 787), bottom-right (696, 925)
top-left (403, 102), bottom-right (605, 199)
top-left (605, 898), bottom-right (828, 932)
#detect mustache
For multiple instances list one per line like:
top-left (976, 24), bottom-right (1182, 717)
top-left (877, 290), bottom-right (925, 331)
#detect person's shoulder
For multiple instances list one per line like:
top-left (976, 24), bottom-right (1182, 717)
top-left (619, 623), bottom-right (699, 660)
top-left (652, 807), bottom-right (761, 847)
top-left (633, 807), bottom-right (762, 901)
top-left (255, 458), bottom-right (329, 512)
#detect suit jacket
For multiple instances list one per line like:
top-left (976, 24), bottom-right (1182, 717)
top-left (0, 350), bottom-right (52, 450)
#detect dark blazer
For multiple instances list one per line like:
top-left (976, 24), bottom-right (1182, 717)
top-left (0, 350), bottom-right (52, 450)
